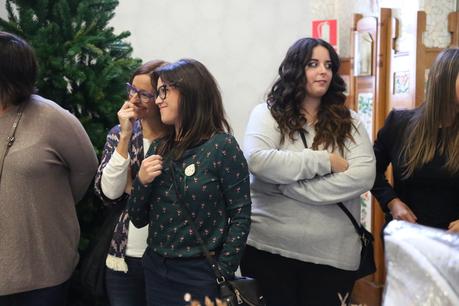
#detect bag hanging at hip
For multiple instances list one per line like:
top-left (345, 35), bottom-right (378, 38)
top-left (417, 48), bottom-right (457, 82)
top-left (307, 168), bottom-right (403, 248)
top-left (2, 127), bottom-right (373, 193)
top-left (170, 165), bottom-right (265, 306)
top-left (337, 202), bottom-right (376, 279)
top-left (299, 131), bottom-right (376, 279)
top-left (219, 276), bottom-right (265, 306)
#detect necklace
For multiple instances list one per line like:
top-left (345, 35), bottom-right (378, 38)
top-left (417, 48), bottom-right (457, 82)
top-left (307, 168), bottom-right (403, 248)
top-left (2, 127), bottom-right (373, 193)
top-left (0, 102), bottom-right (27, 182)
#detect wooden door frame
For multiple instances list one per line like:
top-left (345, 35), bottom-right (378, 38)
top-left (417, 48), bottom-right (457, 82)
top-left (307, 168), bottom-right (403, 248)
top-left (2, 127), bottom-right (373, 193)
top-left (350, 8), bottom-right (393, 306)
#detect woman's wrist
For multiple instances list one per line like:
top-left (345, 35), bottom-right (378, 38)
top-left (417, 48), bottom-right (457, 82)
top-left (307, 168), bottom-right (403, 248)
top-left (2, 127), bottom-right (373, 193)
top-left (387, 198), bottom-right (401, 211)
top-left (116, 135), bottom-right (130, 159)
top-left (119, 131), bottom-right (131, 140)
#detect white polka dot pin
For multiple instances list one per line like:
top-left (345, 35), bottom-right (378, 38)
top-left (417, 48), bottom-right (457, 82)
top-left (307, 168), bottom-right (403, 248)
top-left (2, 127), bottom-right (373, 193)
top-left (184, 164), bottom-right (196, 176)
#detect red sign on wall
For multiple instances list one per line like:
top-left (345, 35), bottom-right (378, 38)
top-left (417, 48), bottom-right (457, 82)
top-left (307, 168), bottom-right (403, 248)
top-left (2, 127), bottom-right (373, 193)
top-left (312, 19), bottom-right (338, 50)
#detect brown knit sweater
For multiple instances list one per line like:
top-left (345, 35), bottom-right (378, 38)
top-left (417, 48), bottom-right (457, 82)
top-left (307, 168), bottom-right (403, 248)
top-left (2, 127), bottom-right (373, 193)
top-left (0, 95), bottom-right (98, 295)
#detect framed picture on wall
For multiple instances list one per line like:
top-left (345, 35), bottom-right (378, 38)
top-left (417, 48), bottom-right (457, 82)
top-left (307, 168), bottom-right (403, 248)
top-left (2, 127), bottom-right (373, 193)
top-left (354, 32), bottom-right (373, 76)
top-left (393, 71), bottom-right (410, 94)
top-left (357, 92), bottom-right (373, 139)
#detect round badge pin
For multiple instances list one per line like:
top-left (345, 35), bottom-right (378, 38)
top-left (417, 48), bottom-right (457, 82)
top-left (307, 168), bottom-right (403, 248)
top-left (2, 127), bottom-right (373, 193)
top-left (184, 164), bottom-right (196, 176)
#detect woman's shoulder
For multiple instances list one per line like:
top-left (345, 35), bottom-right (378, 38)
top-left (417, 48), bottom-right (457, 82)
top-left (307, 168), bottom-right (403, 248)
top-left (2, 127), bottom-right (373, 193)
top-left (210, 132), bottom-right (239, 144)
top-left (200, 133), bottom-right (245, 166)
top-left (246, 102), bottom-right (278, 132)
top-left (107, 124), bottom-right (121, 136)
top-left (202, 133), bottom-right (242, 155)
top-left (371, 108), bottom-right (417, 145)
top-left (30, 95), bottom-right (68, 115)
top-left (384, 108), bottom-right (416, 130)
top-left (29, 95), bottom-right (81, 127)
top-left (389, 108), bottom-right (415, 119)
top-left (251, 102), bottom-right (271, 117)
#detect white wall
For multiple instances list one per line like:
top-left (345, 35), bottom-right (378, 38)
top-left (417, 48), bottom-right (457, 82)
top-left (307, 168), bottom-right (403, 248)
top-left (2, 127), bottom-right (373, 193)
top-left (0, 0), bottom-right (6, 19)
top-left (0, 0), bottom-right (313, 143)
top-left (111, 0), bottom-right (313, 143)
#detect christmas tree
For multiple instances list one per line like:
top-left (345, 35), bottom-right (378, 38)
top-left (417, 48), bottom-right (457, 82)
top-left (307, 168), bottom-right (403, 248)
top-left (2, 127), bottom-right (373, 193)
top-left (0, 0), bottom-right (140, 154)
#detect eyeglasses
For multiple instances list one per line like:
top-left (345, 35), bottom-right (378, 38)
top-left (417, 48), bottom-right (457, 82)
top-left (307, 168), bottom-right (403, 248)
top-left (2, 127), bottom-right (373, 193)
top-left (126, 83), bottom-right (156, 103)
top-left (156, 83), bottom-right (176, 100)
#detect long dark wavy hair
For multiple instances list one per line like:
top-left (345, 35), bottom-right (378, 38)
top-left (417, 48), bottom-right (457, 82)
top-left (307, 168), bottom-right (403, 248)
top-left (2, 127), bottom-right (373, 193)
top-left (400, 48), bottom-right (459, 178)
top-left (152, 59), bottom-right (231, 159)
top-left (267, 37), bottom-right (354, 154)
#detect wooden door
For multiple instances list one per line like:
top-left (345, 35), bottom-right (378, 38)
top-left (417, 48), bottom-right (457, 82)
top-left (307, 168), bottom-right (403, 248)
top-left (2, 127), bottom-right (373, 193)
top-left (351, 7), bottom-right (459, 306)
top-left (349, 9), bottom-right (390, 306)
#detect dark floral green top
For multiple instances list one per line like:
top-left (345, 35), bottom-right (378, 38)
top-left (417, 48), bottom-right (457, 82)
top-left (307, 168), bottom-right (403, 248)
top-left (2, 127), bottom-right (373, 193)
top-left (128, 132), bottom-right (251, 276)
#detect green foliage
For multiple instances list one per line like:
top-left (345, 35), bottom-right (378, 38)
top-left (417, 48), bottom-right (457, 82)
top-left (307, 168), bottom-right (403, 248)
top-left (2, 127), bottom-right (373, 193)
top-left (0, 0), bottom-right (141, 155)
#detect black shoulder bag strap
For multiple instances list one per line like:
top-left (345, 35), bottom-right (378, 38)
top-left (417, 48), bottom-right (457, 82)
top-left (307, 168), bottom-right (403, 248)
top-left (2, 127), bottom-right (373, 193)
top-left (0, 102), bottom-right (27, 184)
top-left (169, 162), bottom-right (228, 284)
top-left (298, 130), bottom-right (364, 238)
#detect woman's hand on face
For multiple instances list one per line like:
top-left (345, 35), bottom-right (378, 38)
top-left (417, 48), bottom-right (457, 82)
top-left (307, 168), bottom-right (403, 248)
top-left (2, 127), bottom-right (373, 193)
top-left (138, 155), bottom-right (163, 185)
top-left (329, 153), bottom-right (349, 173)
top-left (448, 219), bottom-right (459, 233)
top-left (117, 96), bottom-right (139, 137)
top-left (388, 198), bottom-right (417, 223)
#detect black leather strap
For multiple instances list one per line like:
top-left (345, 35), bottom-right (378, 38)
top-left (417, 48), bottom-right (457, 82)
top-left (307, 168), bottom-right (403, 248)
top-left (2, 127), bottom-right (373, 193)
top-left (337, 202), bottom-right (364, 236)
top-left (299, 130), bottom-right (308, 148)
top-left (170, 163), bottom-right (228, 283)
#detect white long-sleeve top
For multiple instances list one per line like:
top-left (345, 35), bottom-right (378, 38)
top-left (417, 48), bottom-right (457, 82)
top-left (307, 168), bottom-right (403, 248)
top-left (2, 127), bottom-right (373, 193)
top-left (101, 138), bottom-right (151, 258)
top-left (244, 103), bottom-right (376, 270)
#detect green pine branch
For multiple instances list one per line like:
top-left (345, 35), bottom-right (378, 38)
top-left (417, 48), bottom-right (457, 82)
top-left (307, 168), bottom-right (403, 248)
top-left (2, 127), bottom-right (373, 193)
top-left (0, 0), bottom-right (141, 153)
top-left (0, 1), bottom-right (141, 281)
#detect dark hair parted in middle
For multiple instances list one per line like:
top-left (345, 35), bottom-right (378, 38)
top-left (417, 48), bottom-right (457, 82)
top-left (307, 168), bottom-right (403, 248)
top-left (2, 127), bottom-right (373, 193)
top-left (130, 59), bottom-right (166, 90)
top-left (0, 31), bottom-right (38, 106)
top-left (268, 37), bottom-right (354, 154)
top-left (153, 59), bottom-right (231, 159)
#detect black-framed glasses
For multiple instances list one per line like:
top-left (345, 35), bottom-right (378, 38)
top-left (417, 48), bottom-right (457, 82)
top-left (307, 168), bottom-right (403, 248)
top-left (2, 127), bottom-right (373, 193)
top-left (126, 83), bottom-right (156, 103)
top-left (156, 83), bottom-right (176, 100)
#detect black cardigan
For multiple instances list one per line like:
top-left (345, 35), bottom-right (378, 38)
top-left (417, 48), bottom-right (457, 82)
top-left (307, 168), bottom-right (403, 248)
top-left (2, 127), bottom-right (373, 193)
top-left (371, 109), bottom-right (459, 229)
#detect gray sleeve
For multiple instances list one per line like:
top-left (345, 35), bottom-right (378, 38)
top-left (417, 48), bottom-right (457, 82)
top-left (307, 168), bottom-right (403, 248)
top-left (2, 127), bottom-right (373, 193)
top-left (278, 118), bottom-right (376, 205)
top-left (243, 103), bottom-right (331, 184)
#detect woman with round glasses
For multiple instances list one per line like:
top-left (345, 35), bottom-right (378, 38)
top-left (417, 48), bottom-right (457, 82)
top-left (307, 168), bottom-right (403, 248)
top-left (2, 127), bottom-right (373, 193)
top-left (127, 59), bottom-right (252, 306)
top-left (94, 60), bottom-right (168, 306)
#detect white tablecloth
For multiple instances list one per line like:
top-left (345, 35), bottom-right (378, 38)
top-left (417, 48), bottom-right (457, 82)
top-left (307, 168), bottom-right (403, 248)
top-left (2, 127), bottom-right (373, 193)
top-left (383, 221), bottom-right (459, 306)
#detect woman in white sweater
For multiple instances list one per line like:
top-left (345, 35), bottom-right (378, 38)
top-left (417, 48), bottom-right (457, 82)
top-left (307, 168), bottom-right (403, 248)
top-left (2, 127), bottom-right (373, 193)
top-left (94, 60), bottom-right (167, 306)
top-left (241, 38), bottom-right (376, 306)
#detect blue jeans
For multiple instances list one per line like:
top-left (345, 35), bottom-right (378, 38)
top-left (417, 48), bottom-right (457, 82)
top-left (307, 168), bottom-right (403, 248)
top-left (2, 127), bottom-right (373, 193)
top-left (105, 256), bottom-right (147, 306)
top-left (142, 248), bottom-right (219, 306)
top-left (0, 279), bottom-right (69, 306)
